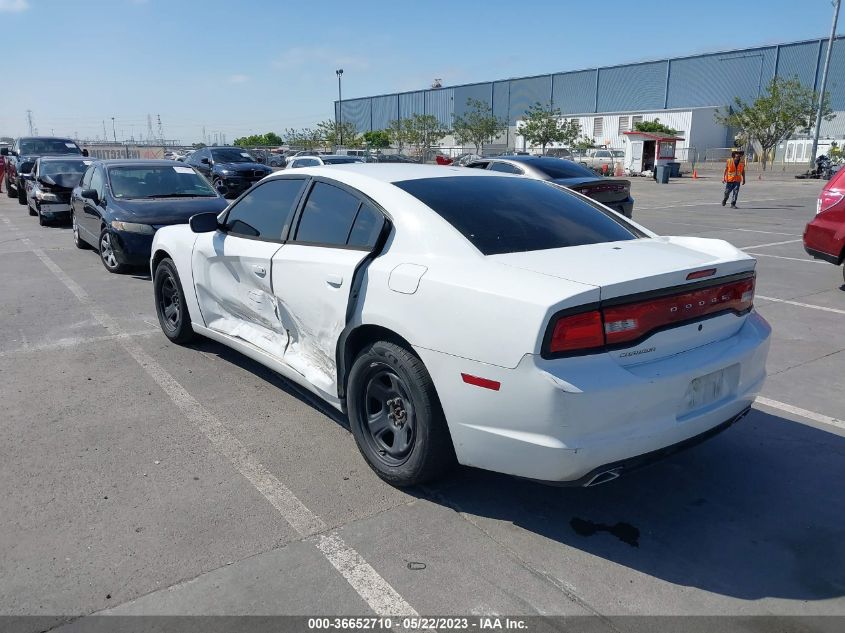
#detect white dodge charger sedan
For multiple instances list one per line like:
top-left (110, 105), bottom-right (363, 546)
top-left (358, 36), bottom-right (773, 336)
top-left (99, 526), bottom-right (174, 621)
top-left (150, 164), bottom-right (770, 487)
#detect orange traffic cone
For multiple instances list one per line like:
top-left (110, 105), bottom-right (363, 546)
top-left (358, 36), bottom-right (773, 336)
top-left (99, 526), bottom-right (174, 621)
top-left (692, 169), bottom-right (698, 179)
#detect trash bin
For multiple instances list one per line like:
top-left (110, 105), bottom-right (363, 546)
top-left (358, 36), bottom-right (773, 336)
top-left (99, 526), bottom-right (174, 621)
top-left (656, 165), bottom-right (670, 184)
top-left (668, 162), bottom-right (681, 177)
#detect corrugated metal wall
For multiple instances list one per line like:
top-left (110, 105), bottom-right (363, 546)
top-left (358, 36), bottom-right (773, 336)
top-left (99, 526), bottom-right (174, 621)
top-left (336, 36), bottom-right (845, 132)
top-left (371, 94), bottom-right (398, 130)
top-left (597, 61), bottom-right (667, 112)
top-left (552, 69), bottom-right (597, 113)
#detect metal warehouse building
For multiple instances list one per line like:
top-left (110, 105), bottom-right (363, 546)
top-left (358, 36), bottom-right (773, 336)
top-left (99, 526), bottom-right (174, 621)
top-left (335, 36), bottom-right (845, 163)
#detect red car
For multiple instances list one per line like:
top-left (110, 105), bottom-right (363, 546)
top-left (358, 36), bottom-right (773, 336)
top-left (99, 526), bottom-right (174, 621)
top-left (804, 167), bottom-right (845, 282)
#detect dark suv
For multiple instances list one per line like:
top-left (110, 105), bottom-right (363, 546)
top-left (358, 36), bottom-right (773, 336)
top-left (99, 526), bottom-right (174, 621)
top-left (185, 146), bottom-right (272, 198)
top-left (2, 137), bottom-right (87, 204)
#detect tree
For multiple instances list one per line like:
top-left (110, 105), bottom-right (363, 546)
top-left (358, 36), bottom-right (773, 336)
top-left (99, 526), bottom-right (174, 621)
top-left (316, 120), bottom-right (361, 148)
top-left (573, 136), bottom-right (595, 151)
top-left (405, 114), bottom-right (449, 158)
top-left (633, 119), bottom-right (679, 136)
top-left (518, 102), bottom-right (581, 154)
top-left (284, 128), bottom-right (321, 150)
top-left (362, 130), bottom-right (391, 149)
top-left (715, 76), bottom-right (835, 170)
top-left (233, 132), bottom-right (283, 147)
top-left (387, 119), bottom-right (408, 151)
top-left (452, 98), bottom-right (506, 154)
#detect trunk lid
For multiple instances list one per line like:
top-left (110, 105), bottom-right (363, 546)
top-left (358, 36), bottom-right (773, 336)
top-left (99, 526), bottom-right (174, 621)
top-left (491, 236), bottom-right (757, 364)
top-left (490, 236), bottom-right (755, 300)
top-left (555, 177), bottom-right (630, 206)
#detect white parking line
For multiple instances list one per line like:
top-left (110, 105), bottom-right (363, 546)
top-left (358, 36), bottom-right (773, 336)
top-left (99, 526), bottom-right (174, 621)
top-left (756, 295), bottom-right (845, 315)
top-left (731, 228), bottom-right (800, 236)
top-left (746, 252), bottom-right (826, 264)
top-left (638, 196), bottom-right (799, 211)
top-left (740, 239), bottom-right (802, 250)
top-left (756, 396), bottom-right (845, 431)
top-left (0, 329), bottom-right (158, 357)
top-left (1, 215), bottom-right (420, 618)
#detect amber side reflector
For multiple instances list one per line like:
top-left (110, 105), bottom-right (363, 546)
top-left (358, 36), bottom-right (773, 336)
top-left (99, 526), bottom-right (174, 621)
top-left (686, 268), bottom-right (717, 280)
top-left (461, 373), bottom-right (501, 391)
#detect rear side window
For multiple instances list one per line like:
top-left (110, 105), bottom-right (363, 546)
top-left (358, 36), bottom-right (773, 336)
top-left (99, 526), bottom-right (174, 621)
top-left (489, 162), bottom-right (523, 174)
top-left (295, 182), bottom-right (361, 246)
top-left (224, 178), bottom-right (306, 240)
top-left (395, 176), bottom-right (640, 255)
top-left (527, 158), bottom-right (596, 179)
top-left (347, 202), bottom-right (384, 248)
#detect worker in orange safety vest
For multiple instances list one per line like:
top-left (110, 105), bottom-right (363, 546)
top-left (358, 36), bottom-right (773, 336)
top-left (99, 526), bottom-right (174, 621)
top-left (722, 150), bottom-right (746, 208)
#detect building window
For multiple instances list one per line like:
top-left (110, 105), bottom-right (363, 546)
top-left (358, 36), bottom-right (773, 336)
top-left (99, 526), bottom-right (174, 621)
top-left (593, 117), bottom-right (603, 138)
top-left (618, 116), bottom-right (630, 134)
top-left (631, 115), bottom-right (643, 129)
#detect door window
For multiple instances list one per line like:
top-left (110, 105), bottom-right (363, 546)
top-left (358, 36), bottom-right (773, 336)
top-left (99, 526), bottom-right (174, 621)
top-left (489, 162), bottom-right (522, 174)
top-left (90, 167), bottom-right (105, 198)
top-left (295, 182), bottom-right (362, 246)
top-left (81, 165), bottom-right (95, 188)
top-left (223, 178), bottom-right (306, 240)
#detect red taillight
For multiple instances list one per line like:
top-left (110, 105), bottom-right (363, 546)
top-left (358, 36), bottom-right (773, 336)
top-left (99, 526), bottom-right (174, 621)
top-left (818, 188), bottom-right (844, 214)
top-left (545, 276), bottom-right (755, 356)
top-left (548, 310), bottom-right (605, 353)
top-left (603, 277), bottom-right (754, 345)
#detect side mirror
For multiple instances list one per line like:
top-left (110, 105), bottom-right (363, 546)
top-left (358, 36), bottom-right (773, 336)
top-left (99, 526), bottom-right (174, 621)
top-left (80, 188), bottom-right (99, 203)
top-left (82, 149), bottom-right (89, 157)
top-left (200, 158), bottom-right (210, 165)
top-left (189, 211), bottom-right (221, 233)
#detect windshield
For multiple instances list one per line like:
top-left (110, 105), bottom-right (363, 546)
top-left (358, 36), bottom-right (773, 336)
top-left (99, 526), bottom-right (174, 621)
top-left (526, 157), bottom-right (597, 179)
top-left (211, 148), bottom-right (256, 163)
top-left (19, 139), bottom-right (81, 155)
top-left (40, 159), bottom-right (89, 178)
top-left (108, 165), bottom-right (218, 199)
top-left (395, 176), bottom-right (640, 255)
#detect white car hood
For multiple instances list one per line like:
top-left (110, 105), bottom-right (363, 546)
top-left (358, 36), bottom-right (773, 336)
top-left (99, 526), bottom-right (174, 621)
top-left (488, 236), bottom-right (756, 300)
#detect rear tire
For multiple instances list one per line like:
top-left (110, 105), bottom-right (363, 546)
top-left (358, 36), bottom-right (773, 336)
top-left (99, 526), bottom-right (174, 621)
top-left (71, 212), bottom-right (89, 249)
top-left (347, 341), bottom-right (455, 486)
top-left (4, 177), bottom-right (13, 198)
top-left (153, 257), bottom-right (197, 344)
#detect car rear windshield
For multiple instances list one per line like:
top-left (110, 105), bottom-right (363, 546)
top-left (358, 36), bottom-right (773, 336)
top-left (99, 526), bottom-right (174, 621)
top-left (394, 176), bottom-right (640, 255)
top-left (211, 148), bottom-right (256, 163)
top-left (19, 139), bottom-right (81, 155)
top-left (523, 157), bottom-right (596, 179)
top-left (40, 160), bottom-right (89, 178)
top-left (108, 166), bottom-right (218, 199)
top-left (322, 157), bottom-right (364, 164)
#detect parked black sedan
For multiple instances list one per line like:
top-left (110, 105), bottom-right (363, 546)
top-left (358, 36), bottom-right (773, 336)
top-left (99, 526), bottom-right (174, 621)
top-left (465, 155), bottom-right (634, 217)
top-left (25, 156), bottom-right (93, 225)
top-left (185, 146), bottom-right (272, 198)
top-left (70, 160), bottom-right (229, 273)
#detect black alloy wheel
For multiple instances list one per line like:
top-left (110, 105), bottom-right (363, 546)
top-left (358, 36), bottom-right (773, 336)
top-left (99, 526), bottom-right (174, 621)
top-left (348, 341), bottom-right (455, 486)
top-left (153, 258), bottom-right (196, 344)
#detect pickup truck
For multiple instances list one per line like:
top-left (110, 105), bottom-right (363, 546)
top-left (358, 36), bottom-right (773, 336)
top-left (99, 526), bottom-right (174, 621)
top-left (1, 137), bottom-right (87, 204)
top-left (577, 148), bottom-right (624, 173)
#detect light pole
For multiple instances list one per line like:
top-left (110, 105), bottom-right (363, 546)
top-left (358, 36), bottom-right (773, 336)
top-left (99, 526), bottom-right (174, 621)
top-left (111, 117), bottom-right (117, 143)
top-left (810, 0), bottom-right (841, 167)
top-left (336, 69), bottom-right (344, 147)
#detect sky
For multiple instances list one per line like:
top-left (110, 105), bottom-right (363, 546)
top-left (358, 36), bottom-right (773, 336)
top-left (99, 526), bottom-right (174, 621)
top-left (0, 0), bottom-right (840, 144)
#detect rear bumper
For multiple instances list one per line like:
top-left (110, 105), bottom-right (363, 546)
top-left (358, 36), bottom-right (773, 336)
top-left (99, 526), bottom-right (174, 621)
top-left (415, 310), bottom-right (771, 484)
top-left (611, 197), bottom-right (634, 218)
top-left (804, 244), bottom-right (841, 265)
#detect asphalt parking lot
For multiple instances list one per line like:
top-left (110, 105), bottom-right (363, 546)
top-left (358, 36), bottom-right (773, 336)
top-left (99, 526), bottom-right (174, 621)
top-left (1, 174), bottom-right (844, 628)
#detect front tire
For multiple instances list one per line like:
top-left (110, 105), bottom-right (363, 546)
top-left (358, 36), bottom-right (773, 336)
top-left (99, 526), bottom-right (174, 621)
top-left (153, 258), bottom-right (196, 344)
top-left (17, 183), bottom-right (26, 205)
top-left (98, 228), bottom-right (129, 274)
top-left (28, 203), bottom-right (36, 217)
top-left (37, 209), bottom-right (45, 225)
top-left (4, 177), bottom-right (14, 198)
top-left (347, 341), bottom-right (455, 486)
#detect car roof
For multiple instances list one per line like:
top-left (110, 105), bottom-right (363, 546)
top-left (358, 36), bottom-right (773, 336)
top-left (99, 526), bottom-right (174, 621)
top-left (18, 136), bottom-right (77, 142)
top-left (268, 163), bottom-right (508, 184)
top-left (490, 155), bottom-right (583, 167)
top-left (37, 155), bottom-right (91, 161)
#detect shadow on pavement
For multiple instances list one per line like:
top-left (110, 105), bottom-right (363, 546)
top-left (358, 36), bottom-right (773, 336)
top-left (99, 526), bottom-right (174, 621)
top-left (422, 408), bottom-right (845, 602)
